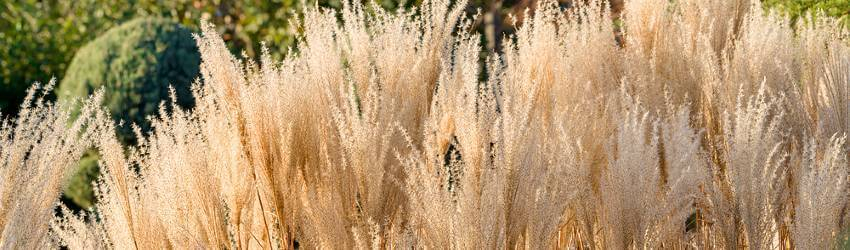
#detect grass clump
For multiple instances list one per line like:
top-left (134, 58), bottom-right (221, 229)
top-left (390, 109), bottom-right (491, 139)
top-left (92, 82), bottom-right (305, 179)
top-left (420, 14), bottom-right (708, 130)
top-left (2, 0), bottom-right (850, 248)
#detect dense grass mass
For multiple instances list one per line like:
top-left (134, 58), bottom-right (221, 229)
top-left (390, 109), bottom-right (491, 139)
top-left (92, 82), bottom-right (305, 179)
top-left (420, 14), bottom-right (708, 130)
top-left (2, 0), bottom-right (850, 248)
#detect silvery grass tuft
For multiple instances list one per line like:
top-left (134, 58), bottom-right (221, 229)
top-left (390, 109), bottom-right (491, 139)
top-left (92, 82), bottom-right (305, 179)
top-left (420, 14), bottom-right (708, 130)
top-left (1, 0), bottom-right (850, 248)
top-left (0, 81), bottom-right (102, 248)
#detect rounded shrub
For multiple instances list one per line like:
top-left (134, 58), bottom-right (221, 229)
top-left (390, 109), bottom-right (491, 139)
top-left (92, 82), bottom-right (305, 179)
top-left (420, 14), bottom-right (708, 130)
top-left (57, 17), bottom-right (200, 209)
top-left (57, 17), bottom-right (199, 137)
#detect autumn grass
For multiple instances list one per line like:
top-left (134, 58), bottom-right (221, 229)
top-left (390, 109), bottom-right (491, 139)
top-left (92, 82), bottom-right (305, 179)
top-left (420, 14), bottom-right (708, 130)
top-left (2, 0), bottom-right (850, 248)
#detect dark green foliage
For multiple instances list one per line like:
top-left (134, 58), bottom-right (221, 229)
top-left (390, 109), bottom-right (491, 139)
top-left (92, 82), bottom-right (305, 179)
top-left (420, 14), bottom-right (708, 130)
top-left (57, 18), bottom-right (200, 209)
top-left (0, 0), bottom-right (134, 116)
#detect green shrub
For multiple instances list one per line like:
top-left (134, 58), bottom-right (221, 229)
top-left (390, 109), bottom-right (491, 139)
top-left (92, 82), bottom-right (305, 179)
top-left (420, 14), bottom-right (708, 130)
top-left (56, 17), bottom-right (200, 209)
top-left (57, 17), bottom-right (199, 140)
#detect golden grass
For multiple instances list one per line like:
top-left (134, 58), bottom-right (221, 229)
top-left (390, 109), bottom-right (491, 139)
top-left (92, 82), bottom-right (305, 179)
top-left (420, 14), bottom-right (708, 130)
top-left (1, 0), bottom-right (849, 248)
